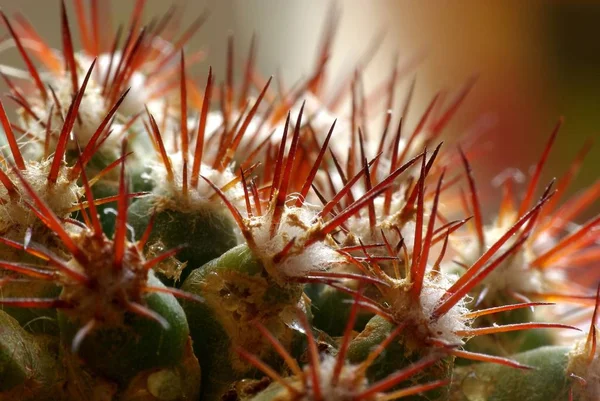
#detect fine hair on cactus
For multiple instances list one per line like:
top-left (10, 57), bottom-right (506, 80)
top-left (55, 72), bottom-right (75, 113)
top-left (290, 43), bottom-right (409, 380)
top-left (0, 1), bottom-right (599, 401)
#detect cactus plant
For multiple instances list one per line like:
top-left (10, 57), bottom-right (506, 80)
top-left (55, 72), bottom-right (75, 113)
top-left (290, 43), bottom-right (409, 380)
top-left (0, 2), bottom-right (599, 401)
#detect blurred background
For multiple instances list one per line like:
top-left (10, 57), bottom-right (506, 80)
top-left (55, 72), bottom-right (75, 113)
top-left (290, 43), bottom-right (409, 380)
top-left (0, 0), bottom-right (598, 219)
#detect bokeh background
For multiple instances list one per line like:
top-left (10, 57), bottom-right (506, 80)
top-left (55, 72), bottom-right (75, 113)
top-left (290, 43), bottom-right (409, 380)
top-left (1, 0), bottom-right (598, 219)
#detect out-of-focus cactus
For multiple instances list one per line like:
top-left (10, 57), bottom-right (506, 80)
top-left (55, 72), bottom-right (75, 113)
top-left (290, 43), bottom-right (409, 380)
top-left (0, 2), bottom-right (599, 401)
top-left (0, 310), bottom-right (61, 400)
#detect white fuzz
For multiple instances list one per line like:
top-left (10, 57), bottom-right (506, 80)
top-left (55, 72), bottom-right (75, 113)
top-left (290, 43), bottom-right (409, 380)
top-left (387, 272), bottom-right (471, 346)
top-left (302, 355), bottom-right (367, 401)
top-left (200, 108), bottom-right (265, 158)
top-left (454, 220), bottom-right (555, 297)
top-left (421, 273), bottom-right (471, 345)
top-left (287, 93), bottom-right (423, 175)
top-left (19, 56), bottom-right (109, 150)
top-left (145, 150), bottom-right (244, 211)
top-left (247, 205), bottom-right (344, 278)
top-left (290, 94), bottom-right (349, 148)
top-left (345, 191), bottom-right (422, 255)
top-left (278, 240), bottom-right (344, 278)
top-left (19, 52), bottom-right (161, 160)
top-left (0, 159), bottom-right (81, 236)
top-left (196, 111), bottom-right (226, 149)
top-left (586, 345), bottom-right (600, 398)
top-left (568, 332), bottom-right (600, 401)
top-left (382, 273), bottom-right (471, 350)
top-left (97, 52), bottom-right (150, 116)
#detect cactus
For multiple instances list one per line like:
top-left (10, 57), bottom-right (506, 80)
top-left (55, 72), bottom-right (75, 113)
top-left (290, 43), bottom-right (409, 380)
top-left (0, 2), bottom-right (599, 401)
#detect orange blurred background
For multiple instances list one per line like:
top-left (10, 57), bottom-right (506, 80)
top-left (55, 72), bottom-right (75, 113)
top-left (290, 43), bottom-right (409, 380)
top-left (0, 0), bottom-right (598, 218)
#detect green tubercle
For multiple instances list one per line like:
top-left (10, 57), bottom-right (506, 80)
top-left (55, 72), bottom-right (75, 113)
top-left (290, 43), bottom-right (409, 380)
top-left (181, 243), bottom-right (306, 400)
top-left (451, 346), bottom-right (572, 401)
top-left (0, 310), bottom-right (61, 399)
top-left (306, 283), bottom-right (371, 337)
top-left (118, 337), bottom-right (202, 401)
top-left (58, 273), bottom-right (191, 384)
top-left (347, 315), bottom-right (453, 400)
top-left (462, 294), bottom-right (555, 360)
top-left (128, 194), bottom-right (238, 285)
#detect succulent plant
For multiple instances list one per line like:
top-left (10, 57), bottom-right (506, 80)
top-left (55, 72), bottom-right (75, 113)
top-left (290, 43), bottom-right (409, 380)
top-left (0, 1), bottom-right (599, 401)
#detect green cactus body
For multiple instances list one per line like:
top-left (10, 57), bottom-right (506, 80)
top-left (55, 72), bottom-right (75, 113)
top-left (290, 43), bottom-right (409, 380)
top-left (128, 194), bottom-right (239, 285)
top-left (181, 244), bottom-right (306, 400)
top-left (306, 283), bottom-right (371, 337)
top-left (0, 310), bottom-right (61, 399)
top-left (0, 280), bottom-right (61, 335)
top-left (117, 338), bottom-right (202, 401)
top-left (455, 215), bottom-right (564, 361)
top-left (85, 179), bottom-right (119, 237)
top-left (246, 381), bottom-right (291, 401)
top-left (462, 294), bottom-right (554, 359)
top-left (58, 273), bottom-right (191, 384)
top-left (67, 146), bottom-right (150, 238)
top-left (452, 346), bottom-right (572, 401)
top-left (347, 315), bottom-right (453, 401)
top-left (243, 314), bottom-right (451, 401)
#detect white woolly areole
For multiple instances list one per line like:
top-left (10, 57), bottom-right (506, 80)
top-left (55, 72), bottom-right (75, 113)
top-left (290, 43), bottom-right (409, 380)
top-left (568, 332), bottom-right (600, 401)
top-left (97, 52), bottom-right (150, 116)
top-left (247, 205), bottom-right (344, 278)
top-left (454, 219), bottom-right (562, 297)
top-left (290, 93), bottom-right (349, 148)
top-left (288, 93), bottom-right (428, 180)
top-left (345, 190), bottom-right (423, 256)
top-left (19, 56), bottom-right (109, 150)
top-left (0, 160), bottom-right (81, 236)
top-left (386, 272), bottom-right (471, 346)
top-left (144, 150), bottom-right (245, 211)
top-left (201, 108), bottom-right (264, 158)
top-left (420, 273), bottom-right (471, 345)
top-left (302, 354), bottom-right (368, 401)
top-left (530, 229), bottom-right (559, 256)
top-left (155, 108), bottom-right (263, 169)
